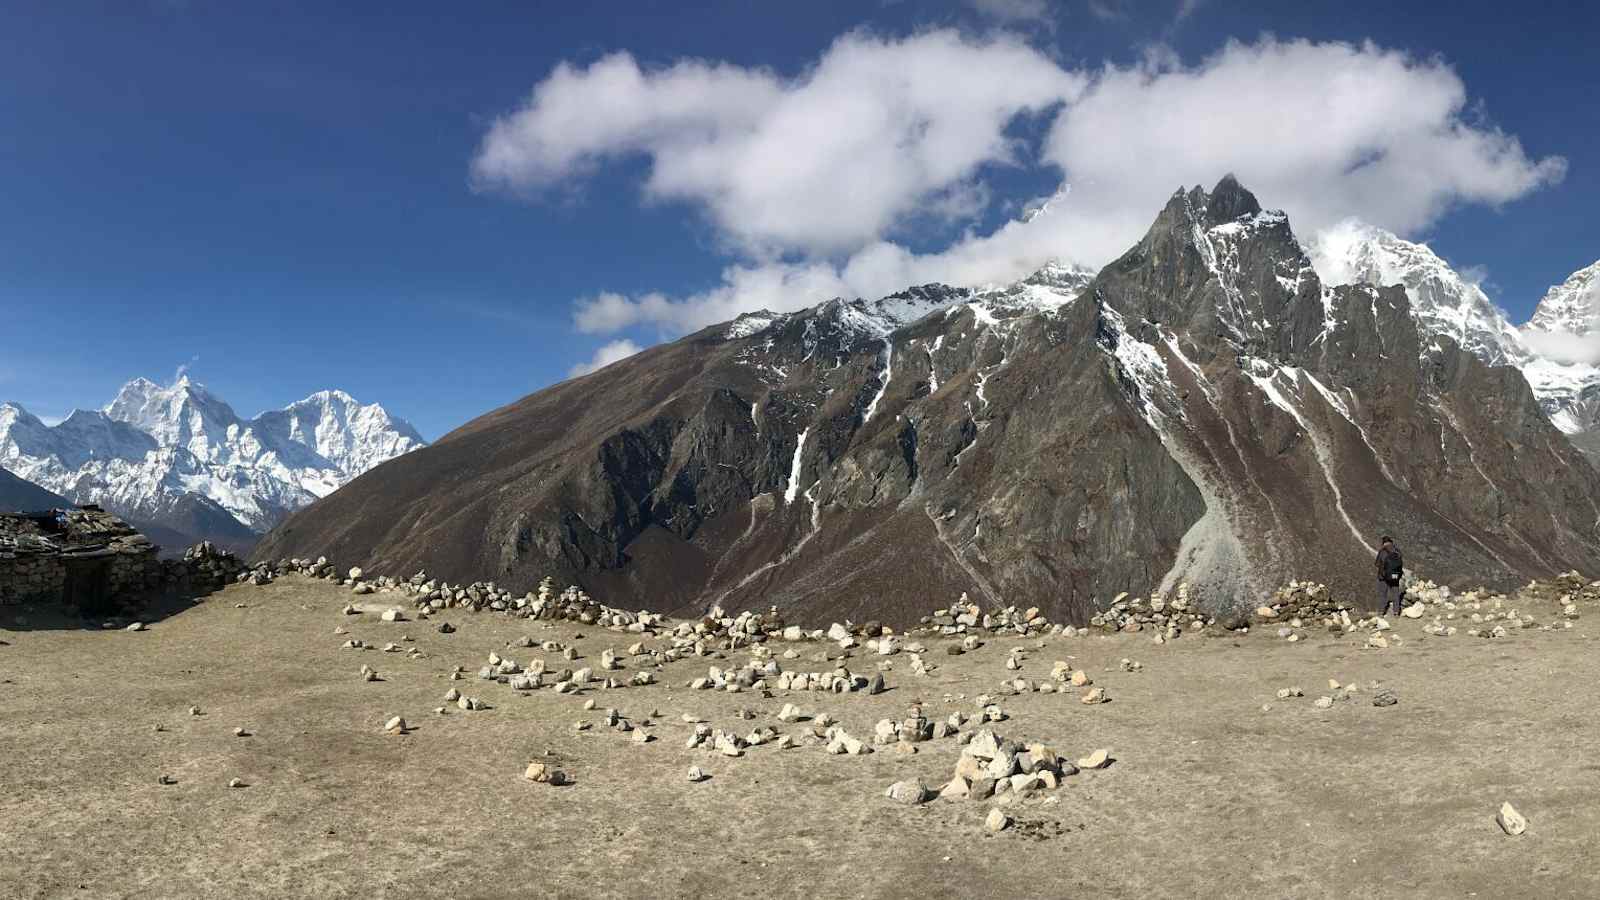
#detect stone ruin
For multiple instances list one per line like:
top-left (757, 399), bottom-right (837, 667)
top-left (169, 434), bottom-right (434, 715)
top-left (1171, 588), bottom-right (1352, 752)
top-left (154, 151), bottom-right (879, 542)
top-left (0, 505), bottom-right (245, 617)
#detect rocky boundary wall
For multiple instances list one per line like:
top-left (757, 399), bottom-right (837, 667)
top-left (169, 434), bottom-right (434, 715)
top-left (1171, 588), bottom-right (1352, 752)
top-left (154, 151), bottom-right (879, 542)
top-left (0, 539), bottom-right (246, 615)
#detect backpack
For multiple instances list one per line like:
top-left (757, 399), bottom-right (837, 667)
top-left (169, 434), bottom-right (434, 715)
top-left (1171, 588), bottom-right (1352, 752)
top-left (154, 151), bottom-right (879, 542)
top-left (1382, 547), bottom-right (1404, 583)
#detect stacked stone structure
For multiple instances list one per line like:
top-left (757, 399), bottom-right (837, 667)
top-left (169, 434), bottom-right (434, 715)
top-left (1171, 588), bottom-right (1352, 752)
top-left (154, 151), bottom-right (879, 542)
top-left (0, 505), bottom-right (242, 614)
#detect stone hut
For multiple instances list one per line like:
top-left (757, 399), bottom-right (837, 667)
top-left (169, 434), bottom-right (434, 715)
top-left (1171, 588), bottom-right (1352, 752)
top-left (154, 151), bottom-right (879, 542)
top-left (0, 505), bottom-right (162, 614)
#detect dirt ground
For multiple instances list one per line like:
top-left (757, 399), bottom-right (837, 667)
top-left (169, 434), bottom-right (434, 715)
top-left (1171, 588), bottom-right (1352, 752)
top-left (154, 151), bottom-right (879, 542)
top-left (3, 577), bottom-right (1598, 899)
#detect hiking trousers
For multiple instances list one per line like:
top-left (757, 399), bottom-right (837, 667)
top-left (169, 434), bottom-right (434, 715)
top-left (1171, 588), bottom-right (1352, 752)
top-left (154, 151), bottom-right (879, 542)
top-left (1377, 580), bottom-right (1403, 617)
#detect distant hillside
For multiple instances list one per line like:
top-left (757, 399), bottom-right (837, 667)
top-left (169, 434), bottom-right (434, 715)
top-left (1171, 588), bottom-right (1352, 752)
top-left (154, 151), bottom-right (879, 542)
top-left (0, 465), bottom-right (71, 512)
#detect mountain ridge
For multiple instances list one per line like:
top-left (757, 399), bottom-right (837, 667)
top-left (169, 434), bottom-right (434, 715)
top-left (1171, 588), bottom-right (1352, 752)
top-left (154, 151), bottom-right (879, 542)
top-left (257, 177), bottom-right (1600, 625)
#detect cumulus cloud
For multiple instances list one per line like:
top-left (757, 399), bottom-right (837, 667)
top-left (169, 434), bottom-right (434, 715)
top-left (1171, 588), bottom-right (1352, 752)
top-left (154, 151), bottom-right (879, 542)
top-left (1041, 38), bottom-right (1566, 264)
top-left (474, 30), bottom-right (1084, 256)
top-left (568, 339), bottom-right (644, 377)
top-left (480, 34), bottom-right (1565, 338)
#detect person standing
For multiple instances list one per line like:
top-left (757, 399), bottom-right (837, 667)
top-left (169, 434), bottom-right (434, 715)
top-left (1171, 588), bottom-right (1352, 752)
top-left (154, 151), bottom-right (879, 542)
top-left (1375, 535), bottom-right (1404, 617)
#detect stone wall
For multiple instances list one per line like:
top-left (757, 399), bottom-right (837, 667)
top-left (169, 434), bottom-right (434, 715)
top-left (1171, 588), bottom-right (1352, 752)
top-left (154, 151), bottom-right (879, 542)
top-left (0, 551), bottom-right (66, 606)
top-left (0, 507), bottom-right (220, 614)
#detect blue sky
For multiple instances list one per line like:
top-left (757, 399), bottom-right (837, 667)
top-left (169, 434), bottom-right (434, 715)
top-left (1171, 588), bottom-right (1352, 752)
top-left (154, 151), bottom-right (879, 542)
top-left (1, 0), bottom-right (1595, 438)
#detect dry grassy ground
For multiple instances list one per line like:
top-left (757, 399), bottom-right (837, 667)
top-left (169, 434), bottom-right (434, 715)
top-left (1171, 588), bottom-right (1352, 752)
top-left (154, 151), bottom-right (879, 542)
top-left (3, 577), bottom-right (1598, 899)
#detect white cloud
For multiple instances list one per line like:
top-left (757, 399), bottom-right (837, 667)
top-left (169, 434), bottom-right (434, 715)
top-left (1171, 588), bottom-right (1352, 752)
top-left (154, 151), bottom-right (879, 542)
top-left (482, 35), bottom-right (1565, 339)
top-left (573, 264), bottom-right (854, 335)
top-left (966, 0), bottom-right (1055, 28)
top-left (474, 30), bottom-right (1084, 256)
top-left (1523, 330), bottom-right (1600, 365)
top-left (568, 339), bottom-right (644, 377)
top-left (1040, 38), bottom-right (1566, 265)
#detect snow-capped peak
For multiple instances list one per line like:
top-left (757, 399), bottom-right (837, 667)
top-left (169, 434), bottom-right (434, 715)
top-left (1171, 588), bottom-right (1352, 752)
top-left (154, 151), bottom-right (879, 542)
top-left (1526, 259), bottom-right (1600, 339)
top-left (1309, 220), bottom-right (1528, 367)
top-left (1, 378), bottom-right (425, 535)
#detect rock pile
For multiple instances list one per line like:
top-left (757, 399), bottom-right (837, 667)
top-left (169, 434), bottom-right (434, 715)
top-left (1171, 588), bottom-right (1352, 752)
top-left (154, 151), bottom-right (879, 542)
top-left (1251, 582), bottom-right (1352, 629)
top-left (1089, 585), bottom-right (1213, 639)
top-left (933, 728), bottom-right (1092, 804)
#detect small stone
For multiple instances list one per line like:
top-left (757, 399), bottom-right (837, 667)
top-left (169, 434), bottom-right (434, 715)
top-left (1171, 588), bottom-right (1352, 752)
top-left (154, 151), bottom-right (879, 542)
top-left (380, 609), bottom-right (404, 622)
top-left (126, 622), bottom-right (146, 632)
top-left (687, 766), bottom-right (709, 783)
top-left (1077, 748), bottom-right (1110, 770)
top-left (885, 779), bottom-right (933, 805)
top-left (1371, 688), bottom-right (1399, 707)
top-left (939, 775), bottom-right (972, 800)
top-left (985, 808), bottom-right (1012, 832)
top-left (188, 705), bottom-right (202, 716)
top-left (1080, 687), bottom-right (1106, 705)
top-left (157, 774), bottom-right (177, 786)
top-left (1313, 696), bottom-right (1334, 709)
top-left (227, 778), bottom-right (245, 789)
top-left (384, 716), bottom-right (407, 734)
top-left (1496, 802), bottom-right (1527, 836)
top-left (444, 688), bottom-right (460, 702)
top-left (232, 727), bottom-right (249, 738)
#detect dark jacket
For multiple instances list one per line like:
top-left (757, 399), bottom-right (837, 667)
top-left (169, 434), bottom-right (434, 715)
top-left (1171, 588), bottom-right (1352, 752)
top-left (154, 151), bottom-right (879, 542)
top-left (1375, 544), bottom-right (1402, 583)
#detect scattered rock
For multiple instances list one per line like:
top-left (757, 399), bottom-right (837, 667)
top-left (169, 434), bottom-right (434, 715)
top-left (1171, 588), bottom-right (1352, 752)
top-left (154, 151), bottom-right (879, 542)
top-left (1496, 802), bottom-right (1527, 836)
top-left (885, 779), bottom-right (933, 805)
top-left (523, 762), bottom-right (570, 785)
top-left (1371, 688), bottom-right (1399, 707)
top-left (383, 716), bottom-right (407, 734)
top-left (1077, 748), bottom-right (1110, 770)
top-left (985, 808), bottom-right (1012, 832)
top-left (687, 766), bottom-right (708, 783)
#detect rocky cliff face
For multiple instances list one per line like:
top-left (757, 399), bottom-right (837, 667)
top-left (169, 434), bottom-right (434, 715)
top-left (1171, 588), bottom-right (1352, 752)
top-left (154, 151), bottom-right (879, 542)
top-left (1311, 224), bottom-right (1600, 448)
top-left (257, 178), bottom-right (1600, 625)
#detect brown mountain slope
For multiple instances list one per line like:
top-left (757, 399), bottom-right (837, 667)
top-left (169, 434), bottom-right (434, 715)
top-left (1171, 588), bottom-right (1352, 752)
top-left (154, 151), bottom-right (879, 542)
top-left (0, 465), bottom-right (72, 512)
top-left (256, 178), bottom-right (1600, 625)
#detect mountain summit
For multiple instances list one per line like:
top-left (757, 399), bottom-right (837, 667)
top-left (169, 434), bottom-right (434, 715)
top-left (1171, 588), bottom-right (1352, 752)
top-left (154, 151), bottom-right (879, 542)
top-left (0, 379), bottom-right (424, 548)
top-left (258, 179), bottom-right (1600, 624)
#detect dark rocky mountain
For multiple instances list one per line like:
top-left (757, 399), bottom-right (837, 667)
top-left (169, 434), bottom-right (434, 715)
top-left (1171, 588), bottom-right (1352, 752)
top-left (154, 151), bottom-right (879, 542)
top-left (256, 177), bottom-right (1600, 625)
top-left (0, 465), bottom-right (72, 512)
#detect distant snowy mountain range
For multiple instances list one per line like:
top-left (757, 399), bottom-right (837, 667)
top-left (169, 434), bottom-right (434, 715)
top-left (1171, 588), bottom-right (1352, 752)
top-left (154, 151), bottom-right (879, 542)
top-left (1311, 222), bottom-right (1600, 442)
top-left (0, 377), bottom-right (425, 549)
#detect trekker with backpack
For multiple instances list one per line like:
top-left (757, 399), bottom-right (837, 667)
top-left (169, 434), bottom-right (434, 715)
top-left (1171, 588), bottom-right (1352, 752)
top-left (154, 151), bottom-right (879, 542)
top-left (1375, 535), bottom-right (1404, 617)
